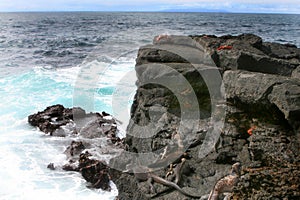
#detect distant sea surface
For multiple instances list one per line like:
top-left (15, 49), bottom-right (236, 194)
top-left (0, 12), bottom-right (299, 200)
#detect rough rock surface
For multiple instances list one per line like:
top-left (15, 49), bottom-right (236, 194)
top-left (28, 34), bottom-right (300, 200)
top-left (192, 34), bottom-right (300, 76)
top-left (224, 70), bottom-right (300, 132)
top-left (115, 34), bottom-right (300, 200)
top-left (28, 105), bottom-right (125, 191)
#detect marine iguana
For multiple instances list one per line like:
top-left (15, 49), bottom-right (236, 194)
top-left (208, 162), bottom-right (241, 200)
top-left (135, 168), bottom-right (201, 198)
top-left (125, 159), bottom-right (201, 198)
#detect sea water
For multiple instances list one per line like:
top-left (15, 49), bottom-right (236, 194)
top-left (0, 12), bottom-right (299, 200)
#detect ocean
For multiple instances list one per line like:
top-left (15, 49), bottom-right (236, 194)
top-left (0, 12), bottom-right (299, 200)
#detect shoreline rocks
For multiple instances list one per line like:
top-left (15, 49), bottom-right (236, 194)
top-left (118, 34), bottom-right (300, 199)
top-left (192, 33), bottom-right (300, 76)
top-left (28, 105), bottom-right (126, 191)
top-left (28, 33), bottom-right (300, 200)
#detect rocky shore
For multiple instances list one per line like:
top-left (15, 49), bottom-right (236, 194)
top-left (28, 104), bottom-right (126, 190)
top-left (28, 34), bottom-right (300, 199)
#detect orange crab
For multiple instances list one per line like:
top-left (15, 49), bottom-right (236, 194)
top-left (247, 126), bottom-right (257, 136)
top-left (217, 45), bottom-right (233, 51)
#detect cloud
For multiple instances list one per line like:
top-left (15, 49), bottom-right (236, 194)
top-left (158, 0), bottom-right (300, 13)
top-left (0, 0), bottom-right (299, 13)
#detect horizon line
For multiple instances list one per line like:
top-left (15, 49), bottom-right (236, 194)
top-left (0, 10), bottom-right (299, 15)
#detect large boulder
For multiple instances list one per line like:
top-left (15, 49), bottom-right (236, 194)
top-left (224, 70), bottom-right (300, 132)
top-left (192, 33), bottom-right (300, 76)
top-left (118, 34), bottom-right (300, 200)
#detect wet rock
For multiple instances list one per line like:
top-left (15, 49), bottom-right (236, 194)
top-left (47, 163), bottom-right (55, 170)
top-left (62, 151), bottom-right (114, 191)
top-left (78, 152), bottom-right (111, 190)
top-left (28, 104), bottom-right (124, 146)
top-left (62, 163), bottom-right (78, 171)
top-left (28, 104), bottom-right (82, 135)
top-left (28, 105), bottom-right (125, 191)
top-left (64, 141), bottom-right (85, 159)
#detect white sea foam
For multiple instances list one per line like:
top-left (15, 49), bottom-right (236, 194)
top-left (0, 58), bottom-right (135, 199)
top-left (1, 12), bottom-right (299, 200)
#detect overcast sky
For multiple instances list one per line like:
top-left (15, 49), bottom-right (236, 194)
top-left (0, 0), bottom-right (299, 14)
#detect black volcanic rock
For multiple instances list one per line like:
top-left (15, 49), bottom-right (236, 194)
top-left (47, 163), bottom-right (55, 170)
top-left (64, 141), bottom-right (85, 158)
top-left (28, 104), bottom-right (72, 135)
top-left (28, 105), bottom-right (125, 191)
top-left (28, 104), bottom-right (125, 144)
top-left (117, 34), bottom-right (300, 200)
top-left (78, 152), bottom-right (111, 190)
top-left (28, 34), bottom-right (300, 199)
top-left (192, 33), bottom-right (300, 75)
top-left (224, 70), bottom-right (300, 132)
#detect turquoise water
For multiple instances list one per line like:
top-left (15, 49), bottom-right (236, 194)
top-left (0, 64), bottom-right (132, 199)
top-left (0, 12), bottom-right (299, 199)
